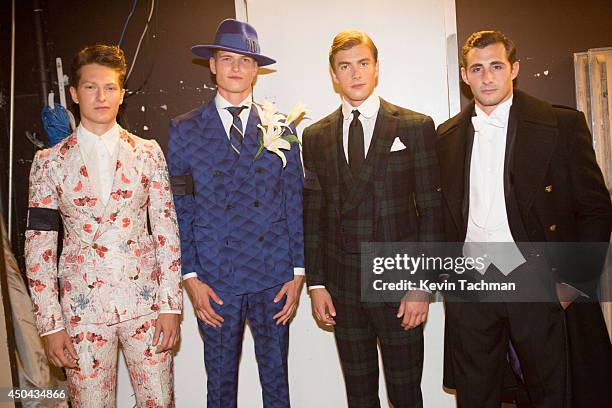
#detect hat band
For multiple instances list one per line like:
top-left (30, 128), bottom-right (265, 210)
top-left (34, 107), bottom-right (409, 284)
top-left (214, 33), bottom-right (260, 54)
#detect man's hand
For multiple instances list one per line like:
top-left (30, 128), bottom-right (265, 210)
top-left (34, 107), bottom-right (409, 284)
top-left (184, 277), bottom-right (224, 327)
top-left (153, 314), bottom-right (181, 353)
top-left (397, 290), bottom-right (430, 330)
top-left (310, 287), bottom-right (336, 326)
top-left (273, 276), bottom-right (304, 325)
top-left (556, 282), bottom-right (580, 310)
top-left (43, 330), bottom-right (79, 369)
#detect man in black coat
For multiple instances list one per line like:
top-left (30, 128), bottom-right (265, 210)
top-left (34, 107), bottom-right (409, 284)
top-left (436, 30), bottom-right (611, 407)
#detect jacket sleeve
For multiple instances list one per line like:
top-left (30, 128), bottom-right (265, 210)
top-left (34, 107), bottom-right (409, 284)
top-left (148, 141), bottom-right (183, 312)
top-left (302, 127), bottom-right (327, 287)
top-left (412, 116), bottom-right (445, 242)
top-left (568, 111), bottom-right (612, 242)
top-left (24, 150), bottom-right (64, 335)
top-left (167, 121), bottom-right (199, 278)
top-left (560, 111), bottom-right (612, 291)
top-left (283, 125), bottom-right (305, 272)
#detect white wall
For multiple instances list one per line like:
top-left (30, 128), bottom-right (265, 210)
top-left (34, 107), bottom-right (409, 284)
top-left (118, 0), bottom-right (459, 406)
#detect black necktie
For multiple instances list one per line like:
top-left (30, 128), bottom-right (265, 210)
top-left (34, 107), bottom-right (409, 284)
top-left (226, 106), bottom-right (247, 157)
top-left (348, 109), bottom-right (365, 177)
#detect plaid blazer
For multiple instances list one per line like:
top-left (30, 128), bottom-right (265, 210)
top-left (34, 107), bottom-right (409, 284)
top-left (302, 98), bottom-right (444, 295)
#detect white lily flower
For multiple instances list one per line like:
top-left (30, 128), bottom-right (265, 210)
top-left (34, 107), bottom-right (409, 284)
top-left (285, 102), bottom-right (307, 125)
top-left (254, 100), bottom-right (307, 167)
top-left (266, 138), bottom-right (291, 167)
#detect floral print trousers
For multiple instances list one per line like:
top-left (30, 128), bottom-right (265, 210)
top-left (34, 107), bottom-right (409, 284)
top-left (65, 313), bottom-right (174, 407)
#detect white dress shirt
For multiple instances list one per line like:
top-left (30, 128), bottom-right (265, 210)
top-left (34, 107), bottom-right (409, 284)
top-left (341, 93), bottom-right (380, 162)
top-left (464, 95), bottom-right (526, 275)
top-left (77, 123), bottom-right (120, 206)
top-left (215, 93), bottom-right (253, 139)
top-left (182, 94), bottom-right (304, 282)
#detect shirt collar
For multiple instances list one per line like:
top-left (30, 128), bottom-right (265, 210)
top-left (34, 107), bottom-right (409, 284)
top-left (475, 94), bottom-right (513, 123)
top-left (342, 93), bottom-right (380, 120)
top-left (77, 122), bottom-right (120, 154)
top-left (215, 93), bottom-right (253, 110)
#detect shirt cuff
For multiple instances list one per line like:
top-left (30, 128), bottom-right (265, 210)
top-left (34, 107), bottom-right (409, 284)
top-left (182, 272), bottom-right (198, 280)
top-left (293, 267), bottom-right (305, 276)
top-left (308, 285), bottom-right (326, 291)
top-left (159, 310), bottom-right (182, 315)
top-left (559, 282), bottom-right (588, 298)
top-left (41, 327), bottom-right (65, 337)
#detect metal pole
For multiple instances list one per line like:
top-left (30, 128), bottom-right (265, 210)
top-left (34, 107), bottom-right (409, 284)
top-left (33, 0), bottom-right (49, 107)
top-left (8, 0), bottom-right (16, 238)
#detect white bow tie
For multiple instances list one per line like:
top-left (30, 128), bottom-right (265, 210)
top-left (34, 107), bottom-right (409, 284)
top-left (471, 114), bottom-right (505, 132)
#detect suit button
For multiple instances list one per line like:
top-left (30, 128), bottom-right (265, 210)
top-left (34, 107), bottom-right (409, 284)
top-left (258, 236), bottom-right (264, 242)
top-left (549, 224), bottom-right (557, 231)
top-left (545, 185), bottom-right (553, 193)
top-left (254, 201), bottom-right (260, 207)
top-left (213, 170), bottom-right (222, 177)
top-left (256, 168), bottom-right (264, 173)
top-left (226, 204), bottom-right (233, 210)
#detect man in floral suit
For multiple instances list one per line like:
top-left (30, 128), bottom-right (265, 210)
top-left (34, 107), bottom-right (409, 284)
top-left (167, 19), bottom-right (304, 408)
top-left (24, 44), bottom-right (182, 407)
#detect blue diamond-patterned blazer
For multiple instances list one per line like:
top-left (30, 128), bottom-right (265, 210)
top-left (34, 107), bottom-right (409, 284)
top-left (167, 100), bottom-right (304, 295)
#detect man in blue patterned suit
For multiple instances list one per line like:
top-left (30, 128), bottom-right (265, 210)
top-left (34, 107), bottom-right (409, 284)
top-left (167, 19), bottom-right (304, 408)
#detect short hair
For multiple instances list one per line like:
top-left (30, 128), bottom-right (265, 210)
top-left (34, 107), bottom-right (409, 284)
top-left (329, 29), bottom-right (378, 68)
top-left (70, 44), bottom-right (127, 87)
top-left (461, 30), bottom-right (517, 68)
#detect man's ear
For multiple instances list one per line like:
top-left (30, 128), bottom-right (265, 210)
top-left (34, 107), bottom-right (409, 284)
top-left (330, 66), bottom-right (339, 85)
top-left (511, 61), bottom-right (520, 80)
top-left (119, 88), bottom-right (125, 105)
top-left (69, 86), bottom-right (79, 104)
top-left (460, 67), bottom-right (469, 85)
top-left (209, 57), bottom-right (217, 75)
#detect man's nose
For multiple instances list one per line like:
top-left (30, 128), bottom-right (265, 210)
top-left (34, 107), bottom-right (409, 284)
top-left (96, 88), bottom-right (107, 101)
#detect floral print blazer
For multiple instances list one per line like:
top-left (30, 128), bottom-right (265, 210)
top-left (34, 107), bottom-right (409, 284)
top-left (25, 130), bottom-right (182, 335)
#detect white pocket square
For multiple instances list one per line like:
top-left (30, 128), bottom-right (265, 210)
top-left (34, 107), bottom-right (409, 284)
top-left (390, 137), bottom-right (406, 152)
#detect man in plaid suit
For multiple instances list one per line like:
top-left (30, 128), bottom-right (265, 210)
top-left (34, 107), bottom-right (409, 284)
top-left (302, 29), bottom-right (444, 408)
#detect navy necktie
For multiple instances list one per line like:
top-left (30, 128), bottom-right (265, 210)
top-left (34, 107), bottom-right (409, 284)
top-left (348, 110), bottom-right (365, 177)
top-left (226, 106), bottom-right (247, 156)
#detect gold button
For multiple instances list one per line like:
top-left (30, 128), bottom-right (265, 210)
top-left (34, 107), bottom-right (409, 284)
top-left (549, 224), bottom-right (556, 231)
top-left (545, 185), bottom-right (553, 193)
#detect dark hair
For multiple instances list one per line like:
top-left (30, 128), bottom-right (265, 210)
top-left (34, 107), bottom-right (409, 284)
top-left (461, 30), bottom-right (517, 67)
top-left (329, 29), bottom-right (378, 68)
top-left (70, 44), bottom-right (127, 87)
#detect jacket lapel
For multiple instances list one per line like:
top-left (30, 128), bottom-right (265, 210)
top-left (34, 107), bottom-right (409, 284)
top-left (97, 130), bottom-right (138, 237)
top-left (62, 134), bottom-right (106, 221)
top-left (322, 108), bottom-right (344, 212)
top-left (201, 102), bottom-right (234, 175)
top-left (437, 103), bottom-right (474, 237)
top-left (230, 105), bottom-right (261, 194)
top-left (341, 99), bottom-right (397, 214)
top-left (510, 90), bottom-right (558, 209)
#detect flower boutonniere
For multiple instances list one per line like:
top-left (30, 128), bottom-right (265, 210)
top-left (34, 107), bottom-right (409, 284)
top-left (254, 100), bottom-right (306, 167)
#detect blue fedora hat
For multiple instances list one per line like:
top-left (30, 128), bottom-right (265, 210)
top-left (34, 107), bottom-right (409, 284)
top-left (192, 19), bottom-right (276, 66)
